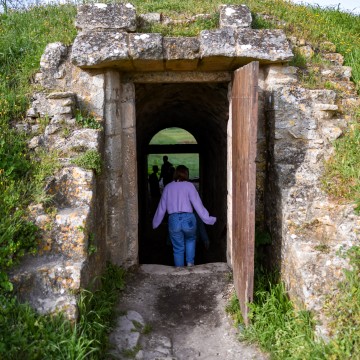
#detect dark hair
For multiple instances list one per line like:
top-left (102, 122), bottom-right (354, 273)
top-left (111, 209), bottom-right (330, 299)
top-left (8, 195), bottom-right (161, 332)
top-left (152, 165), bottom-right (159, 172)
top-left (174, 165), bottom-right (189, 181)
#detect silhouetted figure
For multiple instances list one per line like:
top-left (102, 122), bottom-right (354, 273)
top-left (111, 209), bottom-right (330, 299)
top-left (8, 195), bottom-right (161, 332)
top-left (159, 155), bottom-right (173, 186)
top-left (149, 165), bottom-right (161, 198)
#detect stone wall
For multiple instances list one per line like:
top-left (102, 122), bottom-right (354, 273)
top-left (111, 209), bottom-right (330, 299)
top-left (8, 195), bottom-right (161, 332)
top-left (264, 63), bottom-right (360, 336)
top-left (11, 89), bottom-right (106, 318)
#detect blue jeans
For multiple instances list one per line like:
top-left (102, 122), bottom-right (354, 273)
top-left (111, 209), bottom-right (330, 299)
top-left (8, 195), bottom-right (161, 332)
top-left (168, 213), bottom-right (197, 267)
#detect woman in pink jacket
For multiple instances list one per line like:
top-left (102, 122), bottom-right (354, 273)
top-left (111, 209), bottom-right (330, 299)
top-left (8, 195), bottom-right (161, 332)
top-left (152, 165), bottom-right (216, 267)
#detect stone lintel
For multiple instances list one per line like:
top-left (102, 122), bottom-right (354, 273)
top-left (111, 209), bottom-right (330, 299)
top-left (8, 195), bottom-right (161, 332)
top-left (122, 71), bottom-right (232, 83)
top-left (165, 59), bottom-right (199, 71)
top-left (71, 28), bottom-right (293, 70)
top-left (236, 29), bottom-right (293, 62)
top-left (129, 33), bottom-right (163, 60)
top-left (164, 37), bottom-right (200, 60)
top-left (71, 30), bottom-right (130, 68)
top-left (200, 28), bottom-right (236, 58)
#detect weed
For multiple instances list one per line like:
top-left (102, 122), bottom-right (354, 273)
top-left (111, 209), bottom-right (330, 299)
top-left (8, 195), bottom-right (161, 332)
top-left (225, 271), bottom-right (233, 282)
top-left (299, 68), bottom-right (322, 88)
top-left (44, 206), bottom-right (57, 217)
top-left (322, 122), bottom-right (360, 205)
top-left (71, 145), bottom-right (88, 153)
top-left (324, 80), bottom-right (337, 90)
top-left (129, 320), bottom-right (152, 334)
top-left (251, 13), bottom-right (273, 30)
top-left (225, 292), bottom-right (243, 327)
top-left (30, 149), bottom-right (61, 204)
top-left (71, 150), bottom-right (102, 175)
top-left (289, 49), bottom-right (308, 68)
top-left (122, 344), bottom-right (142, 358)
top-left (88, 232), bottom-right (97, 255)
top-left (227, 250), bottom-right (360, 359)
top-left (43, 221), bottom-right (53, 231)
top-left (75, 109), bottom-right (102, 130)
top-left (142, 323), bottom-right (152, 335)
top-left (324, 246), bottom-right (360, 358)
top-left (131, 320), bottom-right (143, 332)
top-left (62, 125), bottom-right (71, 138)
top-left (314, 244), bottom-right (331, 253)
top-left (38, 115), bottom-right (50, 133)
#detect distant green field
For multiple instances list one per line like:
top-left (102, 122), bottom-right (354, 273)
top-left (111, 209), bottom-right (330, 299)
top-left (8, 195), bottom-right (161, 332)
top-left (148, 128), bottom-right (199, 179)
top-left (148, 153), bottom-right (199, 179)
top-left (150, 127), bottom-right (197, 145)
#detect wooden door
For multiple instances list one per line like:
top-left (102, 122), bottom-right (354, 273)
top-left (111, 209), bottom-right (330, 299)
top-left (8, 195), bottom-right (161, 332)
top-left (232, 61), bottom-right (259, 325)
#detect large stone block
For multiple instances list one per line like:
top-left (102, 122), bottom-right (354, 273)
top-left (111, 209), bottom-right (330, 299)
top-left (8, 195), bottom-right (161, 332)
top-left (10, 255), bottom-right (84, 319)
top-left (129, 33), bottom-right (164, 71)
top-left (129, 33), bottom-right (163, 60)
top-left (164, 37), bottom-right (200, 70)
top-left (70, 68), bottom-right (105, 118)
top-left (75, 3), bottom-right (136, 32)
top-left (106, 171), bottom-right (123, 208)
top-left (236, 29), bottom-right (293, 62)
top-left (71, 31), bottom-right (130, 68)
top-left (47, 167), bottom-right (94, 209)
top-left (200, 28), bottom-right (236, 58)
top-left (47, 128), bottom-right (101, 155)
top-left (219, 4), bottom-right (252, 29)
top-left (52, 206), bottom-right (92, 259)
top-left (39, 42), bottom-right (70, 89)
top-left (164, 37), bottom-right (200, 60)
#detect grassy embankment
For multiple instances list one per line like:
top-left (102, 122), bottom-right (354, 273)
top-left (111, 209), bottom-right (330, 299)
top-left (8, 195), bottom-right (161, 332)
top-left (0, 5), bottom-right (126, 359)
top-left (0, 0), bottom-right (359, 358)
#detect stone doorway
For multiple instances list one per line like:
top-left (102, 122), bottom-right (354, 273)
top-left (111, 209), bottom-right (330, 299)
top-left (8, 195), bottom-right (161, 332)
top-left (136, 82), bottom-right (229, 266)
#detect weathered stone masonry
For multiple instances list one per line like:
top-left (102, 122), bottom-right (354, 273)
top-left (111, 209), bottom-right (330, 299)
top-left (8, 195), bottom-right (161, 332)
top-left (11, 3), bottom-right (360, 334)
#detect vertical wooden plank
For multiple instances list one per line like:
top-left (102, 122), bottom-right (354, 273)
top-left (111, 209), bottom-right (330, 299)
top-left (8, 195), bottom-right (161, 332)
top-left (232, 61), bottom-right (259, 325)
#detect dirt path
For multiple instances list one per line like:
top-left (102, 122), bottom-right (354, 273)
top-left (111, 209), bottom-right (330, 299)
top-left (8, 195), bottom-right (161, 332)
top-left (108, 263), bottom-right (268, 360)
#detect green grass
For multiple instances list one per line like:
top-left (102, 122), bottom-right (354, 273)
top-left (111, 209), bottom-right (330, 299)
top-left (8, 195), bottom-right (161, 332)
top-left (72, 149), bottom-right (103, 175)
top-left (323, 246), bottom-right (360, 358)
top-left (322, 121), bottom-right (360, 212)
top-left (227, 229), bottom-right (360, 358)
top-left (148, 128), bottom-right (199, 178)
top-left (150, 128), bottom-right (197, 145)
top-left (226, 242), bottom-right (360, 359)
top-left (0, 4), bottom-right (77, 291)
top-left (0, 263), bottom-right (126, 359)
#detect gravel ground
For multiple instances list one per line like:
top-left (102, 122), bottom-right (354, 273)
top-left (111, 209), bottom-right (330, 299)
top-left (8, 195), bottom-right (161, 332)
top-left (108, 263), bottom-right (268, 360)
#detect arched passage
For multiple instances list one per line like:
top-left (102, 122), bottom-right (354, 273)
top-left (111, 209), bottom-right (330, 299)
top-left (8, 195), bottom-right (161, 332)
top-left (136, 82), bottom-right (229, 265)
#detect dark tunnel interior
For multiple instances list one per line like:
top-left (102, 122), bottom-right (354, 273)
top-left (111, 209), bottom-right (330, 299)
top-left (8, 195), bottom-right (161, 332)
top-left (136, 82), bottom-right (229, 265)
